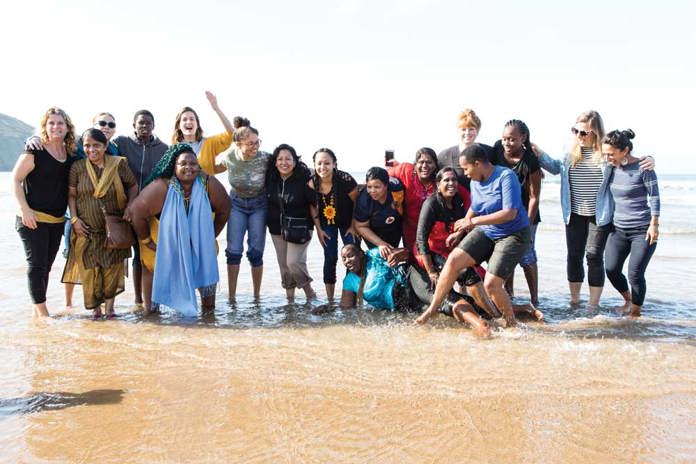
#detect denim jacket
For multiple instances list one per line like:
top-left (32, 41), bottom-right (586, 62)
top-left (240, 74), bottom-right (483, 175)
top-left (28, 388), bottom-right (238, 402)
top-left (538, 151), bottom-right (614, 226)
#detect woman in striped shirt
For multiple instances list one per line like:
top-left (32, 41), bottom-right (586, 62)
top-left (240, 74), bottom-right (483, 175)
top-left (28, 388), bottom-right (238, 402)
top-left (534, 111), bottom-right (653, 308)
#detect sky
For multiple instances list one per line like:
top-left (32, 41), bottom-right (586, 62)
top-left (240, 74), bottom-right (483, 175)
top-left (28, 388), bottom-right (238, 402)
top-left (1, 0), bottom-right (694, 173)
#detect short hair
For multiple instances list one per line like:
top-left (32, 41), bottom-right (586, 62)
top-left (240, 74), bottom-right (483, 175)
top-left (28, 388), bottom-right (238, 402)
top-left (365, 166), bottom-right (389, 185)
top-left (92, 112), bottom-right (115, 124)
top-left (172, 106), bottom-right (203, 144)
top-left (602, 129), bottom-right (635, 153)
top-left (460, 143), bottom-right (490, 164)
top-left (457, 109), bottom-right (482, 130)
top-left (133, 109), bottom-right (154, 123)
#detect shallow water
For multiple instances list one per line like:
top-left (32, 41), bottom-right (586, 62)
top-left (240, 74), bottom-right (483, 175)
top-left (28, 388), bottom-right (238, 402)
top-left (1, 173), bottom-right (695, 462)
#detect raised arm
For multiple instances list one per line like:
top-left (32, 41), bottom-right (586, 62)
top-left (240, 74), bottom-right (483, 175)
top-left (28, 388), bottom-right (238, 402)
top-left (206, 91), bottom-right (234, 134)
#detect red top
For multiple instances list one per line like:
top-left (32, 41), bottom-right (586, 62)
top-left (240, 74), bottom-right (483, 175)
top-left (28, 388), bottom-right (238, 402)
top-left (387, 162), bottom-right (436, 251)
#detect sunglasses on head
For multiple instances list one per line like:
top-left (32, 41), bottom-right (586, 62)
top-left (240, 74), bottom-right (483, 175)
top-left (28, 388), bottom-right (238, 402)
top-left (571, 127), bottom-right (591, 137)
top-left (97, 120), bottom-right (116, 129)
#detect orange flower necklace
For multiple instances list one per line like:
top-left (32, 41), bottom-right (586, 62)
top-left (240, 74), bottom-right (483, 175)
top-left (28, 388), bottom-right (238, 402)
top-left (322, 192), bottom-right (336, 225)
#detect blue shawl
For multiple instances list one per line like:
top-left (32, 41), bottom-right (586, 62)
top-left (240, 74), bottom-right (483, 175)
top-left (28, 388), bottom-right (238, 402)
top-left (152, 176), bottom-right (218, 316)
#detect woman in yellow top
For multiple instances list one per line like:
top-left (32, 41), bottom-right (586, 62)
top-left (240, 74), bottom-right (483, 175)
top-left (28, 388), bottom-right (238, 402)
top-left (171, 91), bottom-right (235, 175)
top-left (63, 129), bottom-right (138, 318)
top-left (12, 107), bottom-right (76, 317)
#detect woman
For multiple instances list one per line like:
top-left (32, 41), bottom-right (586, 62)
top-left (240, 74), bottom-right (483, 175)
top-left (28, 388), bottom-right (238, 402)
top-left (386, 147), bottom-right (438, 252)
top-left (603, 130), bottom-right (660, 318)
top-left (534, 110), bottom-right (654, 307)
top-left (490, 119), bottom-right (542, 307)
top-left (353, 167), bottom-right (405, 258)
top-left (437, 109), bottom-right (492, 187)
top-left (171, 91), bottom-right (234, 175)
top-left (416, 144), bottom-right (541, 327)
top-left (308, 148), bottom-right (359, 300)
top-left (12, 107), bottom-right (75, 317)
top-left (339, 244), bottom-right (491, 337)
top-left (266, 144), bottom-right (316, 300)
top-left (215, 122), bottom-right (269, 303)
top-left (62, 129), bottom-right (137, 318)
top-left (415, 167), bottom-right (501, 319)
top-left (130, 143), bottom-right (231, 315)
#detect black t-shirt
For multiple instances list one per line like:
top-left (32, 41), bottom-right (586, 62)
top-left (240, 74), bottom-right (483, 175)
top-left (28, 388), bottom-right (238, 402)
top-left (353, 177), bottom-right (405, 248)
top-left (266, 165), bottom-right (316, 235)
top-left (312, 169), bottom-right (358, 229)
top-left (437, 143), bottom-right (493, 189)
top-left (24, 149), bottom-right (73, 218)
top-left (490, 140), bottom-right (541, 224)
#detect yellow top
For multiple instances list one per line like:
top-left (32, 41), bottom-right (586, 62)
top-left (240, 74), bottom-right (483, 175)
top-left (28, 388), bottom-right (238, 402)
top-left (197, 132), bottom-right (233, 176)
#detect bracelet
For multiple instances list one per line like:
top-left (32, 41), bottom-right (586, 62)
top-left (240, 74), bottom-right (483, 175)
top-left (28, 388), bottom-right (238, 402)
top-left (139, 237), bottom-right (152, 245)
top-left (70, 216), bottom-right (79, 224)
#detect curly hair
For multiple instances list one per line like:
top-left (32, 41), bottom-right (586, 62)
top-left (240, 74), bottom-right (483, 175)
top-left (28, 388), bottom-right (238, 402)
top-left (144, 143), bottom-right (196, 185)
top-left (40, 107), bottom-right (76, 155)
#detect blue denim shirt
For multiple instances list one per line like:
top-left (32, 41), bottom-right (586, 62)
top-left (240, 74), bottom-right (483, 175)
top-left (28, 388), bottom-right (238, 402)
top-left (538, 151), bottom-right (614, 226)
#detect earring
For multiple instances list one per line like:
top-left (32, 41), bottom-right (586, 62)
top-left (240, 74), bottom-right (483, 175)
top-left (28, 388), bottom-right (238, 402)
top-left (620, 157), bottom-right (629, 166)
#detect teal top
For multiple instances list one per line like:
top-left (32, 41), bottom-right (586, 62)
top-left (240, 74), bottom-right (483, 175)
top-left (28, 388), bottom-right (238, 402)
top-left (342, 248), bottom-right (403, 310)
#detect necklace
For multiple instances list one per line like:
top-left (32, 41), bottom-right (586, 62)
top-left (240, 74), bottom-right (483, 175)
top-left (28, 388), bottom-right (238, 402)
top-left (322, 191), bottom-right (336, 225)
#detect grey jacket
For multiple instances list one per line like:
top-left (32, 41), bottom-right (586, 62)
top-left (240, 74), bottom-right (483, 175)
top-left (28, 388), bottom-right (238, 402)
top-left (113, 134), bottom-right (168, 191)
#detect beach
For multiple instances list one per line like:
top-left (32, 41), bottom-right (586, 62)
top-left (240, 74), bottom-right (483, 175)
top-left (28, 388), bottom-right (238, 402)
top-left (1, 172), bottom-right (695, 463)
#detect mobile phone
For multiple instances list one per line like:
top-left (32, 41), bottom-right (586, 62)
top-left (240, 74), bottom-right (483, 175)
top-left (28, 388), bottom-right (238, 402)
top-left (384, 149), bottom-right (394, 166)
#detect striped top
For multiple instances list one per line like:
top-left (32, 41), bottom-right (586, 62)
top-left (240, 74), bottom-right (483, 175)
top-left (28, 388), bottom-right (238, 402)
top-left (609, 160), bottom-right (660, 229)
top-left (568, 147), bottom-right (603, 216)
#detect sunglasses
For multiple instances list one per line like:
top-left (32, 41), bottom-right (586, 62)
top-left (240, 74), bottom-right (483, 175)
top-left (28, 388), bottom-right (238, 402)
top-left (97, 120), bottom-right (116, 129)
top-left (571, 127), bottom-right (592, 137)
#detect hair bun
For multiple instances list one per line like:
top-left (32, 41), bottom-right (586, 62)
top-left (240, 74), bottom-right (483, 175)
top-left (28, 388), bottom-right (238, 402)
top-left (233, 116), bottom-right (251, 129)
top-left (622, 129), bottom-right (635, 139)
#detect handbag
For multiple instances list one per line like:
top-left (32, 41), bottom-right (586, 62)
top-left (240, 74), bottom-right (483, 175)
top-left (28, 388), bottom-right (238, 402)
top-left (104, 209), bottom-right (136, 249)
top-left (281, 214), bottom-right (311, 244)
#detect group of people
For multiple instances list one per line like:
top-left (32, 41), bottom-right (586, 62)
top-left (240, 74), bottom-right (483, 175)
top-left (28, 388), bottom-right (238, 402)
top-left (12, 99), bottom-right (661, 336)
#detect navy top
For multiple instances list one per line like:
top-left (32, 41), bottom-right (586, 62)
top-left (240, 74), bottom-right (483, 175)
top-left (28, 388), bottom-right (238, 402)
top-left (353, 177), bottom-right (405, 248)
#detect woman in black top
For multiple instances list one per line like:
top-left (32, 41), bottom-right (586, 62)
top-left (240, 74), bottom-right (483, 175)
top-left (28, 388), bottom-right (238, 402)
top-left (12, 107), bottom-right (76, 317)
top-left (353, 167), bottom-right (405, 259)
top-left (490, 119), bottom-right (542, 307)
top-left (266, 144), bottom-right (317, 300)
top-left (308, 148), bottom-right (360, 300)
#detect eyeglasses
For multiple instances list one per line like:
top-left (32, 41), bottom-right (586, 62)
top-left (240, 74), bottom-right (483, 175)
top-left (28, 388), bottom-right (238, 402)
top-left (97, 120), bottom-right (116, 129)
top-left (571, 127), bottom-right (592, 137)
top-left (240, 140), bottom-right (261, 148)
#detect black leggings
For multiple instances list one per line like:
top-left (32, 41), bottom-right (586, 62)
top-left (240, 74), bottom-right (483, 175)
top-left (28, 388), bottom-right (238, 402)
top-left (16, 217), bottom-right (64, 304)
top-left (605, 225), bottom-right (656, 306)
top-left (565, 213), bottom-right (611, 287)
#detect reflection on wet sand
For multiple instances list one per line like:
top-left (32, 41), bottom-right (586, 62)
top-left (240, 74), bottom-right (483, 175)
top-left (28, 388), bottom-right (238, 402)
top-left (0, 389), bottom-right (124, 418)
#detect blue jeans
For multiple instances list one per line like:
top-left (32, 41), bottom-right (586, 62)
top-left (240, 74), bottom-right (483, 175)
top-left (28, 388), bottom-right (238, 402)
top-left (320, 223), bottom-right (359, 284)
top-left (225, 193), bottom-right (267, 267)
top-left (605, 225), bottom-right (656, 306)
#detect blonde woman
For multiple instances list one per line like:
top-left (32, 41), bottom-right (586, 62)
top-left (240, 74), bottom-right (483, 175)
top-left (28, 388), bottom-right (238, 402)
top-left (12, 107), bottom-right (76, 317)
top-left (534, 111), bottom-right (653, 307)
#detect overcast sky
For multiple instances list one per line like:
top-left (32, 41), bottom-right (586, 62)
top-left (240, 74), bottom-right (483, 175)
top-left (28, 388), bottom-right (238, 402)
top-left (2, 0), bottom-right (694, 173)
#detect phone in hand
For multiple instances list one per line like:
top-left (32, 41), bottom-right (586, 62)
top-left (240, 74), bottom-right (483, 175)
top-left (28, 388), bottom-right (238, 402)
top-left (384, 149), bottom-right (395, 167)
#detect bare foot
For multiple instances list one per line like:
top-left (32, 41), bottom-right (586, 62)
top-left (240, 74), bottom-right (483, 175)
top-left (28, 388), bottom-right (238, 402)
top-left (615, 300), bottom-right (631, 315)
top-left (627, 304), bottom-right (641, 318)
top-left (472, 322), bottom-right (492, 338)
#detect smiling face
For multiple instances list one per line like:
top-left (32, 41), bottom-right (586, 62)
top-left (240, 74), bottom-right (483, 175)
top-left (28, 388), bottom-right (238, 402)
top-left (314, 151), bottom-right (336, 180)
top-left (94, 114), bottom-right (116, 141)
top-left (179, 111), bottom-right (199, 141)
top-left (134, 114), bottom-right (154, 140)
top-left (415, 153), bottom-right (436, 181)
top-left (174, 151), bottom-right (200, 183)
top-left (366, 178), bottom-right (388, 203)
top-left (237, 133), bottom-right (259, 158)
top-left (437, 170), bottom-right (458, 198)
top-left (83, 135), bottom-right (107, 165)
top-left (44, 114), bottom-right (67, 141)
top-left (275, 149), bottom-right (296, 177)
top-left (458, 124), bottom-right (478, 147)
top-left (341, 245), bottom-right (363, 274)
top-left (602, 143), bottom-right (629, 167)
top-left (502, 125), bottom-right (526, 157)
top-left (461, 159), bottom-right (484, 181)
